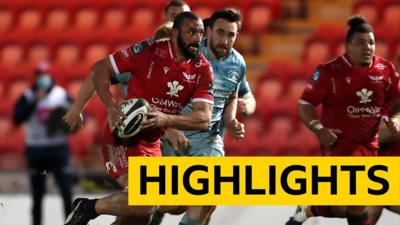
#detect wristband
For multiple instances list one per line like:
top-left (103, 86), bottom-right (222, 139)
top-left (309, 119), bottom-right (324, 130)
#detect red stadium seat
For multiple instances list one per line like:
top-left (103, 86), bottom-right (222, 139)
top-left (16, 6), bottom-right (42, 30)
top-left (382, 2), bottom-right (400, 28)
top-left (192, 5), bottom-right (214, 19)
top-left (72, 5), bottom-right (99, 29)
top-left (0, 7), bottom-right (13, 31)
top-left (130, 6), bottom-right (157, 29)
top-left (303, 38), bottom-right (330, 67)
top-left (82, 41), bottom-right (109, 65)
top-left (7, 79), bottom-right (30, 103)
top-left (0, 42), bottom-right (23, 67)
top-left (247, 4), bottom-right (273, 33)
top-left (352, 0), bottom-right (380, 26)
top-left (26, 41), bottom-right (50, 65)
top-left (45, 6), bottom-right (70, 29)
top-left (54, 41), bottom-right (81, 65)
top-left (101, 4), bottom-right (126, 29)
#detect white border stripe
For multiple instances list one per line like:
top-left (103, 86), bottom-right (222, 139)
top-left (109, 55), bottom-right (120, 74)
top-left (341, 55), bottom-right (352, 67)
top-left (298, 99), bottom-right (312, 105)
top-left (192, 98), bottom-right (214, 105)
top-left (167, 41), bottom-right (173, 59)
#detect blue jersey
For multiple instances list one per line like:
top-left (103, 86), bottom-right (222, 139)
top-left (178, 39), bottom-right (247, 155)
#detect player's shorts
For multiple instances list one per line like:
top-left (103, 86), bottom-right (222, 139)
top-left (102, 126), bottom-right (161, 178)
top-left (329, 139), bottom-right (378, 156)
top-left (161, 138), bottom-right (223, 157)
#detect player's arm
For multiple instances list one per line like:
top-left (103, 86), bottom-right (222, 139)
top-left (142, 102), bottom-right (212, 131)
top-left (92, 58), bottom-right (124, 129)
top-left (63, 74), bottom-right (95, 130)
top-left (238, 78), bottom-right (256, 116)
top-left (224, 91), bottom-right (244, 140)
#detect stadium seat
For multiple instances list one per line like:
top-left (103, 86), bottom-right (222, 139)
top-left (72, 5), bottom-right (99, 29)
top-left (0, 42), bottom-right (23, 67)
top-left (352, 0), bottom-right (380, 25)
top-left (45, 6), bottom-right (70, 29)
top-left (382, 2), bottom-right (400, 28)
top-left (16, 6), bottom-right (42, 29)
top-left (101, 4), bottom-right (126, 29)
top-left (83, 41), bottom-right (109, 65)
top-left (54, 41), bottom-right (80, 65)
top-left (192, 5), bottom-right (214, 19)
top-left (66, 79), bottom-right (84, 99)
top-left (303, 38), bottom-right (330, 67)
top-left (246, 3), bottom-right (273, 33)
top-left (130, 6), bottom-right (157, 30)
top-left (375, 39), bottom-right (390, 59)
top-left (7, 79), bottom-right (30, 103)
top-left (26, 41), bottom-right (50, 65)
top-left (0, 7), bottom-right (13, 31)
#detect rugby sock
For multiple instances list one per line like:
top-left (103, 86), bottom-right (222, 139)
top-left (84, 199), bottom-right (99, 219)
top-left (179, 214), bottom-right (201, 225)
top-left (204, 217), bottom-right (211, 225)
top-left (346, 212), bottom-right (371, 225)
top-left (149, 211), bottom-right (165, 225)
top-left (310, 206), bottom-right (334, 217)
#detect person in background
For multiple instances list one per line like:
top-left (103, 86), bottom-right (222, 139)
top-left (13, 62), bottom-right (74, 225)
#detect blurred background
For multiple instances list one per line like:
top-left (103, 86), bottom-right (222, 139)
top-left (0, 0), bottom-right (400, 221)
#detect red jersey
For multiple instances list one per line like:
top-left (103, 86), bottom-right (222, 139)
top-left (110, 39), bottom-right (214, 114)
top-left (109, 39), bottom-right (214, 142)
top-left (300, 54), bottom-right (400, 147)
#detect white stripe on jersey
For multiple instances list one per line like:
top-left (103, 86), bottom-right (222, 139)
top-left (298, 99), bottom-right (312, 105)
top-left (109, 55), bottom-right (120, 74)
top-left (192, 98), bottom-right (214, 105)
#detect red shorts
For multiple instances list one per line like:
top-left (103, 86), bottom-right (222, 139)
top-left (329, 139), bottom-right (378, 156)
top-left (101, 126), bottom-right (161, 178)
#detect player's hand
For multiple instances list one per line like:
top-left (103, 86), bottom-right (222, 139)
top-left (107, 103), bottom-right (124, 131)
top-left (315, 128), bottom-right (342, 155)
top-left (227, 119), bottom-right (245, 140)
top-left (165, 128), bottom-right (190, 151)
top-left (141, 111), bottom-right (170, 130)
top-left (237, 98), bottom-right (248, 115)
top-left (62, 108), bottom-right (84, 131)
top-left (384, 117), bottom-right (400, 136)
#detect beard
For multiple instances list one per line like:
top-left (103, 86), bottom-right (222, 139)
top-left (177, 32), bottom-right (200, 59)
top-left (209, 37), bottom-right (230, 60)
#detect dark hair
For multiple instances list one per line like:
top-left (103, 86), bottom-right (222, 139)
top-left (345, 15), bottom-right (373, 43)
top-left (203, 17), bottom-right (211, 30)
top-left (172, 11), bottom-right (200, 29)
top-left (209, 8), bottom-right (242, 31)
top-left (165, 0), bottom-right (188, 14)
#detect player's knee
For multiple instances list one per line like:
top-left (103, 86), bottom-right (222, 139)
top-left (129, 206), bottom-right (157, 217)
top-left (347, 206), bottom-right (367, 216)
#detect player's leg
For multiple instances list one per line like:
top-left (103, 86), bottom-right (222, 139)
top-left (179, 147), bottom-right (222, 225)
top-left (51, 145), bottom-right (73, 219)
top-left (26, 147), bottom-right (47, 225)
top-left (346, 206), bottom-right (371, 225)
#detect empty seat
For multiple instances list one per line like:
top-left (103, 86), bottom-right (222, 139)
top-left (17, 6), bottom-right (42, 29)
top-left (73, 5), bottom-right (98, 29)
top-left (130, 6), bottom-right (157, 29)
top-left (247, 4), bottom-right (273, 33)
top-left (0, 7), bottom-right (13, 31)
top-left (83, 41), bottom-right (109, 65)
top-left (192, 5), bottom-right (214, 19)
top-left (26, 41), bottom-right (50, 65)
top-left (382, 2), bottom-right (400, 28)
top-left (45, 6), bottom-right (70, 29)
top-left (303, 39), bottom-right (330, 66)
top-left (352, 1), bottom-right (379, 25)
top-left (101, 5), bottom-right (126, 29)
top-left (54, 42), bottom-right (80, 65)
top-left (0, 42), bottom-right (23, 66)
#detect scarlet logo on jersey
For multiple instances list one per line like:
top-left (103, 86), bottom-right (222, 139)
top-left (166, 81), bottom-right (184, 97)
top-left (356, 88), bottom-right (373, 104)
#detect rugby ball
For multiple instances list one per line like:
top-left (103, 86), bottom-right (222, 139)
top-left (116, 98), bottom-right (151, 138)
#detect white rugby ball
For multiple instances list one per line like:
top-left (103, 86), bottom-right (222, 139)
top-left (116, 98), bottom-right (151, 138)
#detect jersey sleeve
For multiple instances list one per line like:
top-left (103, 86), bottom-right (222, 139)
top-left (192, 63), bottom-right (214, 105)
top-left (238, 77), bottom-right (251, 97)
top-left (299, 65), bottom-right (330, 106)
top-left (108, 40), bottom-right (149, 74)
top-left (385, 64), bottom-right (400, 103)
top-left (110, 72), bottom-right (132, 85)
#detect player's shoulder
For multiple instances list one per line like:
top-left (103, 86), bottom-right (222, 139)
top-left (372, 55), bottom-right (396, 74)
top-left (229, 48), bottom-right (246, 66)
top-left (193, 53), bottom-right (212, 70)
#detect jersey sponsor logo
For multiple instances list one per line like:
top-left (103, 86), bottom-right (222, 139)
top-left (356, 88), bottom-right (373, 104)
top-left (375, 63), bottom-right (386, 70)
top-left (312, 68), bottom-right (320, 81)
top-left (183, 72), bottom-right (196, 81)
top-left (166, 81), bottom-right (184, 97)
top-left (346, 106), bottom-right (381, 118)
top-left (151, 97), bottom-right (184, 109)
top-left (228, 69), bottom-right (239, 79)
top-left (163, 66), bottom-right (170, 75)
